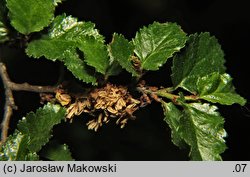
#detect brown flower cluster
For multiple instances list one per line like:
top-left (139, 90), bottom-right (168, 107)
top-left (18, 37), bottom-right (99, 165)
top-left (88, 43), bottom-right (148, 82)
top-left (55, 84), bottom-right (140, 131)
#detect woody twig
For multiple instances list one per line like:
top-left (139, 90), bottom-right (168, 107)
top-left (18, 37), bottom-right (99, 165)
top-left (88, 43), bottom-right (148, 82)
top-left (0, 62), bottom-right (57, 145)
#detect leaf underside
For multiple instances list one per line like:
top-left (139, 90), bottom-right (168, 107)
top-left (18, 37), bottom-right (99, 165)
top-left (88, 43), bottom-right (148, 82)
top-left (162, 102), bottom-right (186, 148)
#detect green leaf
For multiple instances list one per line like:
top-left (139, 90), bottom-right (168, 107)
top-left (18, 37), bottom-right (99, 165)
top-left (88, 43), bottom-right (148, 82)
top-left (162, 100), bottom-right (227, 160)
top-left (0, 0), bottom-right (9, 43)
top-left (26, 38), bottom-right (75, 60)
top-left (26, 39), bottom-right (97, 84)
top-left (133, 22), bottom-right (187, 70)
top-left (0, 20), bottom-right (8, 43)
top-left (172, 32), bottom-right (226, 93)
top-left (0, 131), bottom-right (39, 161)
top-left (197, 72), bottom-right (246, 106)
top-left (78, 36), bottom-right (109, 74)
top-left (17, 103), bottom-right (66, 152)
top-left (63, 49), bottom-right (98, 83)
top-left (0, 103), bottom-right (65, 160)
top-left (105, 60), bottom-right (123, 77)
top-left (162, 101), bottom-right (186, 148)
top-left (180, 103), bottom-right (227, 160)
top-left (49, 15), bottom-right (109, 75)
top-left (26, 14), bottom-right (110, 84)
top-left (53, 0), bottom-right (64, 6)
top-left (40, 142), bottom-right (74, 161)
top-left (48, 15), bottom-right (103, 42)
top-left (109, 33), bottom-right (139, 76)
top-left (6, 0), bottom-right (55, 34)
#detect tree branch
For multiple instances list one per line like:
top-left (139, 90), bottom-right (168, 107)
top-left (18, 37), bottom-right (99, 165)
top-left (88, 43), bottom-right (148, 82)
top-left (137, 85), bottom-right (199, 105)
top-left (0, 62), bottom-right (57, 145)
top-left (9, 82), bottom-right (57, 93)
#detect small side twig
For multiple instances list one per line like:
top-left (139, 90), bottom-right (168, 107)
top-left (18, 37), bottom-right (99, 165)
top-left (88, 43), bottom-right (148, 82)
top-left (137, 84), bottom-right (199, 105)
top-left (0, 62), bottom-right (57, 145)
top-left (8, 82), bottom-right (57, 93)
